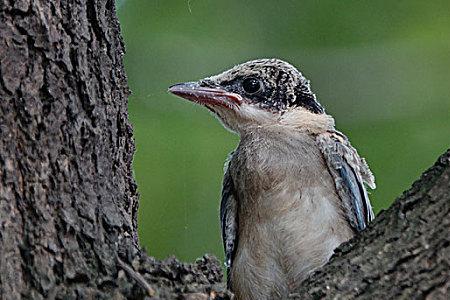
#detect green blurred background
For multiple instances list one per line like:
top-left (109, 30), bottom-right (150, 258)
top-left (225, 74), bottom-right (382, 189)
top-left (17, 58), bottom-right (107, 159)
top-left (117, 1), bottom-right (450, 262)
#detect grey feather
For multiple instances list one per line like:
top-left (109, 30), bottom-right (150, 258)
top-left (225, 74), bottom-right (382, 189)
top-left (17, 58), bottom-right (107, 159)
top-left (220, 152), bottom-right (238, 280)
top-left (317, 131), bottom-right (375, 231)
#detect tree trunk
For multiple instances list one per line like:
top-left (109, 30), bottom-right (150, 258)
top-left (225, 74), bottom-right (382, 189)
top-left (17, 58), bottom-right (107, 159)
top-left (0, 1), bottom-right (448, 299)
top-left (0, 1), bottom-right (227, 299)
top-left (0, 0), bottom-right (139, 297)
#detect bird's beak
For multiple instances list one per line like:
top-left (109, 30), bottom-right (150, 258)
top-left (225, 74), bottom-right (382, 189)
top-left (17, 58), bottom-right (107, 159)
top-left (168, 82), bottom-right (242, 110)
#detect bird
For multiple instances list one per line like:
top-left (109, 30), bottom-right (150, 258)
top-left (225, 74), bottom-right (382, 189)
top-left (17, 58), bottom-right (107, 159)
top-left (168, 58), bottom-right (375, 300)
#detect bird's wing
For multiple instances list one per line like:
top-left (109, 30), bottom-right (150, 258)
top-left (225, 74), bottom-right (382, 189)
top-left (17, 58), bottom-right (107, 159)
top-left (220, 152), bottom-right (238, 280)
top-left (317, 131), bottom-right (375, 231)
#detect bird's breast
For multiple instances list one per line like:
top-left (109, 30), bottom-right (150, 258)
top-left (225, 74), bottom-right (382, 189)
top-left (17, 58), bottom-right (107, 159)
top-left (231, 131), bottom-right (333, 215)
top-left (228, 131), bottom-right (354, 299)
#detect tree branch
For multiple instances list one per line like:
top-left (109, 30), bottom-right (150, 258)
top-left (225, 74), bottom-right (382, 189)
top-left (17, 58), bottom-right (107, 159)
top-left (290, 149), bottom-right (450, 299)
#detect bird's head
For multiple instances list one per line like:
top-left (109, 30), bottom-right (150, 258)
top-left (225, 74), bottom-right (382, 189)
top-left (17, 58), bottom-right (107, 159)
top-left (169, 58), bottom-right (329, 134)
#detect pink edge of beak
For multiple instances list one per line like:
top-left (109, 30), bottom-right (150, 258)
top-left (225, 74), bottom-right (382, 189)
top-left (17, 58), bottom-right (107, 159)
top-left (168, 82), bottom-right (242, 110)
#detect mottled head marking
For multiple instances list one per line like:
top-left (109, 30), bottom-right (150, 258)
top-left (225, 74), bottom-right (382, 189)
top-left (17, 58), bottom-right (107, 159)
top-left (201, 58), bottom-right (324, 114)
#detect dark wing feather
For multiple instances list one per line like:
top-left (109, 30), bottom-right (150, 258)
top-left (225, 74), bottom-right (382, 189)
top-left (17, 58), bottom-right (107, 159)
top-left (220, 153), bottom-right (238, 280)
top-left (317, 131), bottom-right (375, 231)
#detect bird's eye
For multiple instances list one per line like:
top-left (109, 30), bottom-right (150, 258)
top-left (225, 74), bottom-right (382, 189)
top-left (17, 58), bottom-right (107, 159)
top-left (242, 77), bottom-right (262, 94)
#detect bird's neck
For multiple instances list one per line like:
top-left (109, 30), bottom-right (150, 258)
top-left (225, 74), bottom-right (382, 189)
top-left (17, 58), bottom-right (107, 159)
top-left (280, 109), bottom-right (335, 133)
top-left (238, 109), bottom-right (335, 136)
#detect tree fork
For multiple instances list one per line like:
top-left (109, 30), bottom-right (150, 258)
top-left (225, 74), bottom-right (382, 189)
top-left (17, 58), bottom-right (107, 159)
top-left (0, 1), bottom-right (448, 299)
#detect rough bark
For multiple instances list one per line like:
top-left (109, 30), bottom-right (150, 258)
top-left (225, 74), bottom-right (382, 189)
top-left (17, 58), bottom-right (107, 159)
top-left (0, 0), bottom-right (139, 297)
top-left (0, 1), bottom-right (228, 299)
top-left (0, 0), bottom-right (448, 300)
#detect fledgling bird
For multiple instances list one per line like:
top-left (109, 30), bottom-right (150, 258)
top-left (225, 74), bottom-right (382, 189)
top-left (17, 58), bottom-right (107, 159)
top-left (168, 59), bottom-right (375, 300)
